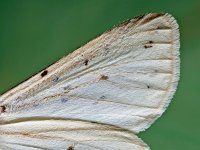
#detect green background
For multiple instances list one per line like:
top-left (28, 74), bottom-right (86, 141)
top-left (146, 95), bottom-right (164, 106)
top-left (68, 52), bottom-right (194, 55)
top-left (0, 0), bottom-right (199, 149)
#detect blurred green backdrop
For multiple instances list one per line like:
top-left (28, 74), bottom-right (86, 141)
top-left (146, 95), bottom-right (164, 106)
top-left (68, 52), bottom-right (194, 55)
top-left (0, 0), bottom-right (199, 149)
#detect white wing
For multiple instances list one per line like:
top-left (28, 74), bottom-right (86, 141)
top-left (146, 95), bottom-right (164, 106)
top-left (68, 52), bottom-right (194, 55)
top-left (0, 120), bottom-right (149, 150)
top-left (0, 13), bottom-right (180, 150)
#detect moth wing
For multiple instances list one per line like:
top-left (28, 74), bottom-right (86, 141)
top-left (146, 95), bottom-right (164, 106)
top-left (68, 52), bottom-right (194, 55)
top-left (0, 120), bottom-right (150, 150)
top-left (0, 13), bottom-right (180, 149)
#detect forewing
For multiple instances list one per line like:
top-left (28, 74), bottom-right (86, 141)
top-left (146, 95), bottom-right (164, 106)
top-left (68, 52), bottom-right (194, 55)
top-left (0, 13), bottom-right (180, 149)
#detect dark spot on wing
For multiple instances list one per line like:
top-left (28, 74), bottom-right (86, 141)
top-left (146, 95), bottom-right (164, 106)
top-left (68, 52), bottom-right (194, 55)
top-left (100, 75), bottom-right (109, 80)
top-left (67, 146), bottom-right (74, 150)
top-left (144, 45), bottom-right (153, 48)
top-left (147, 85), bottom-right (150, 89)
top-left (41, 70), bottom-right (48, 77)
top-left (63, 85), bottom-right (72, 91)
top-left (0, 105), bottom-right (6, 113)
top-left (61, 98), bottom-right (68, 103)
top-left (53, 77), bottom-right (59, 82)
top-left (149, 41), bottom-right (154, 44)
top-left (84, 59), bottom-right (89, 66)
top-left (100, 95), bottom-right (106, 99)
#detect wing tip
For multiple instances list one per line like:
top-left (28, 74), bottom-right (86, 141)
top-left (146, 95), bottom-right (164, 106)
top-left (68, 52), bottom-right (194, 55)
top-left (136, 13), bottom-right (180, 133)
top-left (162, 12), bottom-right (180, 114)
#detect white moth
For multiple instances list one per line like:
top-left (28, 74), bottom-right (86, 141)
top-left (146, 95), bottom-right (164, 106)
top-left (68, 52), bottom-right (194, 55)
top-left (0, 13), bottom-right (180, 150)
